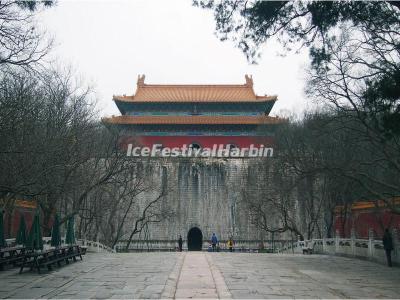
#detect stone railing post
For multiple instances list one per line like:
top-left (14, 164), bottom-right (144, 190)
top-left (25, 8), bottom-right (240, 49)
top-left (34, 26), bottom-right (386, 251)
top-left (368, 228), bottom-right (374, 258)
top-left (97, 236), bottom-right (100, 253)
top-left (322, 237), bottom-right (326, 253)
top-left (351, 228), bottom-right (356, 256)
top-left (335, 230), bottom-right (340, 253)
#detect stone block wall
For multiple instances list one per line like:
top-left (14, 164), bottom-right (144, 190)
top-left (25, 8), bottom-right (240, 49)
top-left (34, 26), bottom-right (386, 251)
top-left (129, 157), bottom-right (267, 246)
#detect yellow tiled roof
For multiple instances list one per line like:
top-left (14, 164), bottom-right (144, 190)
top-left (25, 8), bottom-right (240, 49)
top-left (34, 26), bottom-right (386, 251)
top-left (0, 199), bottom-right (38, 209)
top-left (335, 197), bottom-right (400, 212)
top-left (113, 75), bottom-right (277, 103)
top-left (102, 115), bottom-right (285, 125)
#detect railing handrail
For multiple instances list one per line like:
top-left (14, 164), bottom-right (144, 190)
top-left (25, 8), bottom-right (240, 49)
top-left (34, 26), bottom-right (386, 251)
top-left (5, 237), bottom-right (115, 253)
top-left (76, 239), bottom-right (115, 253)
top-left (278, 236), bottom-right (398, 267)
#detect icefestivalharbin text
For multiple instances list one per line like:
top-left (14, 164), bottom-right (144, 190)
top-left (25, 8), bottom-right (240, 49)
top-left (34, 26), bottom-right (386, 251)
top-left (126, 143), bottom-right (273, 158)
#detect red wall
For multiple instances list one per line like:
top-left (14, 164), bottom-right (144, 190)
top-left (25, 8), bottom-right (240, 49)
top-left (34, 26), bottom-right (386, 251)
top-left (119, 135), bottom-right (275, 149)
top-left (4, 208), bottom-right (35, 239)
top-left (335, 209), bottom-right (400, 239)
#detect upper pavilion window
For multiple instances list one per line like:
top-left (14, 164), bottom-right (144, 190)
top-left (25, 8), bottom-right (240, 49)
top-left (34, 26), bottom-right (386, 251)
top-left (189, 143), bottom-right (201, 150)
top-left (228, 144), bottom-right (238, 150)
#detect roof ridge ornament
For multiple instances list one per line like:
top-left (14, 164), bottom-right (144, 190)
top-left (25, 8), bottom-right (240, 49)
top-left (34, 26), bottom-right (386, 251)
top-left (137, 74), bottom-right (146, 87)
top-left (245, 74), bottom-right (253, 87)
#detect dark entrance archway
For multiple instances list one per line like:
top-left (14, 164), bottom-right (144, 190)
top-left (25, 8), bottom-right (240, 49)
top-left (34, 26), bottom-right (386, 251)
top-left (187, 227), bottom-right (203, 251)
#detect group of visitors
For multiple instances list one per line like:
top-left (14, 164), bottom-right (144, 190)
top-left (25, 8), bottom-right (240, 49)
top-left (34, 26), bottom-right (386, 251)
top-left (209, 233), bottom-right (235, 252)
top-left (177, 233), bottom-right (235, 252)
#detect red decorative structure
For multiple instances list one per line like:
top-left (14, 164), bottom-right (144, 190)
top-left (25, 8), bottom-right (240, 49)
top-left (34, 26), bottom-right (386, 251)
top-left (3, 200), bottom-right (37, 239)
top-left (334, 199), bottom-right (400, 238)
top-left (103, 75), bottom-right (285, 151)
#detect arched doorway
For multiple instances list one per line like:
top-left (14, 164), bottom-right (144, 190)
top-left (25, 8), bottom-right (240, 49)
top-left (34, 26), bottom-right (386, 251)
top-left (187, 227), bottom-right (203, 251)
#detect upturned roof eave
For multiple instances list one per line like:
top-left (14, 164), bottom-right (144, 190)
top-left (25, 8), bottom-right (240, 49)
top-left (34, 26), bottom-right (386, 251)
top-left (102, 115), bottom-right (286, 125)
top-left (112, 95), bottom-right (278, 103)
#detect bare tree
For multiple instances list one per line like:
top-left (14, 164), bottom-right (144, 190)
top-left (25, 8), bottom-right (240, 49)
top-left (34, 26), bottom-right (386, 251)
top-left (0, 67), bottom-right (100, 233)
top-left (307, 24), bottom-right (400, 214)
top-left (0, 1), bottom-right (53, 70)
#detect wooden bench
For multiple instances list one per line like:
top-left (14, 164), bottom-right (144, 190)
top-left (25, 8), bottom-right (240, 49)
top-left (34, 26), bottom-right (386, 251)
top-left (19, 245), bottom-right (84, 274)
top-left (0, 246), bottom-right (30, 270)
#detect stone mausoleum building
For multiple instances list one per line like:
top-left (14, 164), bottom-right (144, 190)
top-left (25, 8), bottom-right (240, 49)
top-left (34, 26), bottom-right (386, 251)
top-left (103, 75), bottom-right (285, 251)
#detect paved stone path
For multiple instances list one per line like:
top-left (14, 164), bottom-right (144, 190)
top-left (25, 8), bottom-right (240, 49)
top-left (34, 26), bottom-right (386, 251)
top-left (211, 253), bottom-right (400, 299)
top-left (0, 252), bottom-right (399, 299)
top-left (174, 252), bottom-right (230, 299)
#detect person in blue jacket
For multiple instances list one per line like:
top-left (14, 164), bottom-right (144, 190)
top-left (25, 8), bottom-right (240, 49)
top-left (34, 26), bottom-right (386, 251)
top-left (211, 233), bottom-right (218, 252)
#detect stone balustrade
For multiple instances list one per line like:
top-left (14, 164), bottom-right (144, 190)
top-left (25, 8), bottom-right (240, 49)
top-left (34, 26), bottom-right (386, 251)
top-left (114, 239), bottom-right (289, 252)
top-left (5, 237), bottom-right (115, 253)
top-left (279, 231), bottom-right (399, 266)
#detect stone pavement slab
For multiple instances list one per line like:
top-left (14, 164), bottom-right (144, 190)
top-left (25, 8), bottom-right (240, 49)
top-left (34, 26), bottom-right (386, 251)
top-left (208, 253), bottom-right (400, 299)
top-left (0, 252), bottom-right (399, 299)
top-left (0, 252), bottom-right (179, 299)
top-left (175, 252), bottom-right (218, 299)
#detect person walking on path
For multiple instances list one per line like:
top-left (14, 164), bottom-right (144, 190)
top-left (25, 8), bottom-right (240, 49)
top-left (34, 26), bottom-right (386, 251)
top-left (178, 235), bottom-right (183, 252)
top-left (227, 237), bottom-right (234, 252)
top-left (383, 228), bottom-right (394, 267)
top-left (211, 233), bottom-right (218, 252)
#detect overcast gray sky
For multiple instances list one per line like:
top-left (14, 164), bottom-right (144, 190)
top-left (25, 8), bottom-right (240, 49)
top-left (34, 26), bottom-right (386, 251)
top-left (38, 0), bottom-right (310, 117)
